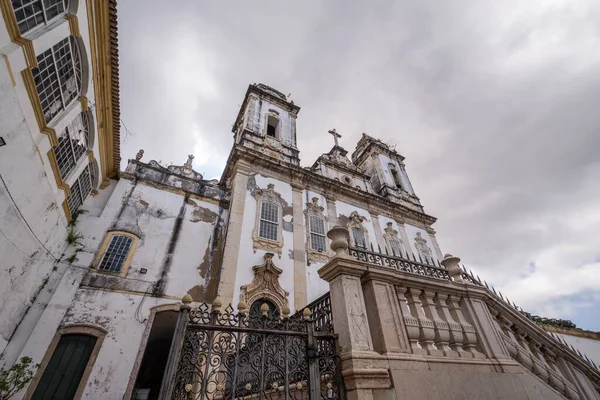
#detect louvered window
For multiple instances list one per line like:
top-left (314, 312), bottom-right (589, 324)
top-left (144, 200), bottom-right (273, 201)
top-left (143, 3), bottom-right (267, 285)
top-left (309, 215), bottom-right (326, 252)
top-left (352, 227), bottom-right (367, 248)
top-left (53, 112), bottom-right (88, 179)
top-left (11, 0), bottom-right (69, 35)
top-left (32, 36), bottom-right (81, 123)
top-left (98, 235), bottom-right (134, 273)
top-left (259, 202), bottom-right (278, 241)
top-left (31, 334), bottom-right (96, 400)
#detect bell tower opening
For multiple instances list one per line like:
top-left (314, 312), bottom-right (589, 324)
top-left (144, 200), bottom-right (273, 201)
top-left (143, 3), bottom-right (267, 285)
top-left (266, 115), bottom-right (279, 138)
top-left (230, 83), bottom-right (301, 166)
top-left (390, 165), bottom-right (402, 189)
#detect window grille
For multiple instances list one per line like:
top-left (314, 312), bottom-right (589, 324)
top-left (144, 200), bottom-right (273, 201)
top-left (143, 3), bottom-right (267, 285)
top-left (98, 235), bottom-right (134, 273)
top-left (32, 36), bottom-right (81, 123)
top-left (259, 202), bottom-right (278, 241)
top-left (352, 227), bottom-right (367, 248)
top-left (53, 112), bottom-right (88, 179)
top-left (67, 165), bottom-right (91, 215)
top-left (12, 0), bottom-right (69, 35)
top-left (309, 215), bottom-right (326, 252)
top-left (389, 238), bottom-right (403, 257)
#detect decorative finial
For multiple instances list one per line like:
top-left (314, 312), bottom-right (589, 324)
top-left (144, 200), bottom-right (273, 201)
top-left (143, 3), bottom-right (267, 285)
top-left (260, 302), bottom-right (269, 317)
top-left (327, 225), bottom-right (349, 257)
top-left (282, 304), bottom-right (290, 318)
top-left (182, 293), bottom-right (192, 305)
top-left (212, 297), bottom-right (222, 313)
top-left (184, 154), bottom-right (194, 169)
top-left (135, 149), bottom-right (144, 161)
top-left (302, 307), bottom-right (312, 320)
top-left (237, 299), bottom-right (248, 315)
top-left (312, 197), bottom-right (319, 205)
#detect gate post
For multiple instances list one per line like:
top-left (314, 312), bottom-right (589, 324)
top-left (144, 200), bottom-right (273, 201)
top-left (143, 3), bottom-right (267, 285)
top-left (158, 294), bottom-right (192, 399)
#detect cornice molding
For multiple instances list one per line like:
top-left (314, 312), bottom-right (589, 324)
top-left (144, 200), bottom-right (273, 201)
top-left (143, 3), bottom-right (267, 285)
top-left (221, 146), bottom-right (437, 227)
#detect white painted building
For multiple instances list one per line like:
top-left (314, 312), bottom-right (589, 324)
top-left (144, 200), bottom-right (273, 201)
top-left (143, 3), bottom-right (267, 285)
top-left (1, 3), bottom-right (598, 397)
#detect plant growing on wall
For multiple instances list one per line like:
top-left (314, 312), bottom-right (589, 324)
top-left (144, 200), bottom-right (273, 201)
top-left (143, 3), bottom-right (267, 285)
top-left (0, 357), bottom-right (39, 400)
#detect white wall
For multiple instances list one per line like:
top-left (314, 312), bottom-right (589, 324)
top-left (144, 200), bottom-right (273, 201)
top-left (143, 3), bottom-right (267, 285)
top-left (233, 174), bottom-right (296, 312)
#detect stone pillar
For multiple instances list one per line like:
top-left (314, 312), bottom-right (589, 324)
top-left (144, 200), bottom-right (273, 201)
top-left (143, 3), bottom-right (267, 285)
top-left (362, 278), bottom-right (410, 354)
top-left (369, 213), bottom-right (387, 253)
top-left (394, 219), bottom-right (411, 258)
top-left (218, 170), bottom-right (249, 306)
top-left (319, 229), bottom-right (393, 397)
top-left (325, 196), bottom-right (338, 257)
top-left (291, 184), bottom-right (307, 310)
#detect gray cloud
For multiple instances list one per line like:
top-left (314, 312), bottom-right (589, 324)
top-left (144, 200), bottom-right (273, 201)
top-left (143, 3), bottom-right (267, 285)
top-left (117, 0), bottom-right (600, 329)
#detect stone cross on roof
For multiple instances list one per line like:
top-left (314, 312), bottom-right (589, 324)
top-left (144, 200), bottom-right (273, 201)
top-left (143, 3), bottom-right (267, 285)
top-left (328, 128), bottom-right (341, 147)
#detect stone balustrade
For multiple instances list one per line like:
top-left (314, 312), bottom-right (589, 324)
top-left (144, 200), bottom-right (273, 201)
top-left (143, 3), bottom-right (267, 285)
top-left (319, 225), bottom-right (600, 400)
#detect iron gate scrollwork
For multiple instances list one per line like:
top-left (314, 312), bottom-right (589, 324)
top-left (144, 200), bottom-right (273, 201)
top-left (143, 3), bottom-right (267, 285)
top-left (160, 297), bottom-right (343, 400)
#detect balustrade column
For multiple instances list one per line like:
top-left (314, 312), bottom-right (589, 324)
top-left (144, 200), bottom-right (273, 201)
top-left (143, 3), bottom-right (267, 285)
top-left (405, 287), bottom-right (439, 355)
top-left (396, 286), bottom-right (423, 354)
top-left (433, 293), bottom-right (465, 357)
top-left (528, 340), bottom-right (550, 381)
top-left (447, 295), bottom-right (484, 358)
top-left (420, 290), bottom-right (454, 356)
top-left (542, 348), bottom-right (566, 393)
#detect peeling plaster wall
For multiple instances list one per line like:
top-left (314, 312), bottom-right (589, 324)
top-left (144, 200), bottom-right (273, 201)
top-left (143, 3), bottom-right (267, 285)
top-left (0, 49), bottom-right (69, 358)
top-left (72, 175), bottom-right (227, 301)
top-left (60, 289), bottom-right (178, 399)
top-left (232, 174), bottom-right (296, 312)
top-left (0, 0), bottom-right (106, 364)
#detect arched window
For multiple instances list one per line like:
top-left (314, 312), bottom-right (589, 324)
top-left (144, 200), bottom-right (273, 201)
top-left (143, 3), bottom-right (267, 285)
top-left (67, 163), bottom-right (92, 216)
top-left (53, 112), bottom-right (90, 179)
top-left (12, 0), bottom-right (70, 35)
top-left (94, 231), bottom-right (140, 275)
top-left (32, 35), bottom-right (81, 123)
top-left (390, 164), bottom-right (402, 189)
top-left (265, 111), bottom-right (280, 139)
top-left (259, 201), bottom-right (279, 241)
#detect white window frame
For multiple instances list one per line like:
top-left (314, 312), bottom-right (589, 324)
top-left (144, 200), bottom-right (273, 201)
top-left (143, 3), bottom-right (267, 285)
top-left (252, 183), bottom-right (284, 257)
top-left (304, 197), bottom-right (329, 265)
top-left (12, 0), bottom-right (70, 35)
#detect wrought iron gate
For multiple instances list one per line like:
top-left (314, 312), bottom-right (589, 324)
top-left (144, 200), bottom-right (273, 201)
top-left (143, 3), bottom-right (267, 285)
top-left (159, 297), bottom-right (342, 400)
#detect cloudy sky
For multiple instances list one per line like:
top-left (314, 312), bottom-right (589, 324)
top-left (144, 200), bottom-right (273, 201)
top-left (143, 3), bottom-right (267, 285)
top-left (117, 1), bottom-right (600, 330)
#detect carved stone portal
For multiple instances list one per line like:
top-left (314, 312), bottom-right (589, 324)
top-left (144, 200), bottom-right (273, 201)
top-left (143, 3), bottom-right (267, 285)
top-left (239, 253), bottom-right (290, 314)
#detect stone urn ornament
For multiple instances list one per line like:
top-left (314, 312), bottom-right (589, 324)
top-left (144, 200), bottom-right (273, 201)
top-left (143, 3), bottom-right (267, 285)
top-left (327, 225), bottom-right (349, 257)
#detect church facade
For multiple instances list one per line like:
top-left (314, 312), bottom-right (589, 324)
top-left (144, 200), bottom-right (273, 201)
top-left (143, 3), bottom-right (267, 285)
top-left (1, 2), bottom-right (600, 399)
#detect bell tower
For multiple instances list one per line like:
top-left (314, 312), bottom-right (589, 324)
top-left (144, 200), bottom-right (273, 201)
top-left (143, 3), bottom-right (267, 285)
top-left (352, 133), bottom-right (423, 211)
top-left (232, 83), bottom-right (301, 166)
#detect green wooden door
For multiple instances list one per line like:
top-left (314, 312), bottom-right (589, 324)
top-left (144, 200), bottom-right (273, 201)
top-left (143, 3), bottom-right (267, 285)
top-left (32, 334), bottom-right (97, 400)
